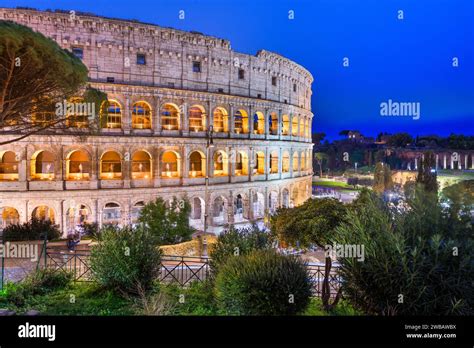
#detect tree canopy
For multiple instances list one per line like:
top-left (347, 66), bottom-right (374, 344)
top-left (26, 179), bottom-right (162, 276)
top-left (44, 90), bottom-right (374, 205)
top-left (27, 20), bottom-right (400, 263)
top-left (0, 20), bottom-right (89, 144)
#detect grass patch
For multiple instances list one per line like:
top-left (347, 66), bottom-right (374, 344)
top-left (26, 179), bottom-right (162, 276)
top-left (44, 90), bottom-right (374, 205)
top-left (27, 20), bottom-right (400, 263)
top-left (313, 180), bottom-right (350, 188)
top-left (0, 281), bottom-right (134, 315)
top-left (303, 298), bottom-right (361, 316)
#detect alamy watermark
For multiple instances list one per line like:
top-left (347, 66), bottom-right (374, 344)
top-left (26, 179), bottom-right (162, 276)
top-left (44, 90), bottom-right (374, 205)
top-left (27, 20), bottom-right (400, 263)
top-left (380, 99), bottom-right (420, 120)
top-left (325, 243), bottom-right (365, 262)
top-left (0, 242), bottom-right (39, 262)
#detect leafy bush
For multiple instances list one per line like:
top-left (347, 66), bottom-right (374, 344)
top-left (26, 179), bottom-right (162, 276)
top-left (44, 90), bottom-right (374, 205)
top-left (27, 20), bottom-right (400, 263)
top-left (2, 218), bottom-right (61, 241)
top-left (90, 226), bottom-right (162, 295)
top-left (3, 269), bottom-right (72, 307)
top-left (80, 222), bottom-right (100, 239)
top-left (335, 188), bottom-right (474, 315)
top-left (209, 224), bottom-right (272, 276)
top-left (215, 250), bottom-right (311, 315)
top-left (138, 197), bottom-right (194, 245)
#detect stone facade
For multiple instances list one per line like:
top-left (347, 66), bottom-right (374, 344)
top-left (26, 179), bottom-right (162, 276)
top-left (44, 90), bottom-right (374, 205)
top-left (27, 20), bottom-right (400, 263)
top-left (0, 8), bottom-right (314, 235)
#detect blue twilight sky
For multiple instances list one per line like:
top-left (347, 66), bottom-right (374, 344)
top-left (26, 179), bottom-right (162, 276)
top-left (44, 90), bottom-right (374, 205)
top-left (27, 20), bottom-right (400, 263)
top-left (1, 0), bottom-right (473, 140)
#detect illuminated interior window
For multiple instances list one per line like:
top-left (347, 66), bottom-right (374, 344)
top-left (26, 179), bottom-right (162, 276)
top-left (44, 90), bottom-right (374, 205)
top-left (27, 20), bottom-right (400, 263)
top-left (292, 116), bottom-right (299, 136)
top-left (282, 115), bottom-right (290, 135)
top-left (67, 150), bottom-right (90, 181)
top-left (235, 152), bottom-right (248, 176)
top-left (132, 101), bottom-right (152, 129)
top-left (270, 151), bottom-right (279, 173)
top-left (254, 152), bottom-right (265, 175)
top-left (300, 118), bottom-right (305, 137)
top-left (189, 151), bottom-right (204, 177)
top-left (161, 151), bottom-right (179, 178)
top-left (213, 107), bottom-right (228, 133)
top-left (253, 112), bottom-right (264, 134)
top-left (282, 152), bottom-right (290, 173)
top-left (293, 152), bottom-right (299, 172)
top-left (235, 110), bottom-right (248, 134)
top-left (213, 151), bottom-right (228, 176)
top-left (32, 205), bottom-right (55, 222)
top-left (189, 105), bottom-right (206, 132)
top-left (31, 151), bottom-right (55, 180)
top-left (100, 151), bottom-right (122, 180)
top-left (0, 151), bottom-right (19, 181)
top-left (131, 151), bottom-right (151, 179)
top-left (161, 104), bottom-right (180, 130)
top-left (269, 112), bottom-right (278, 135)
top-left (66, 97), bottom-right (90, 128)
top-left (101, 100), bottom-right (122, 129)
top-left (0, 207), bottom-right (19, 228)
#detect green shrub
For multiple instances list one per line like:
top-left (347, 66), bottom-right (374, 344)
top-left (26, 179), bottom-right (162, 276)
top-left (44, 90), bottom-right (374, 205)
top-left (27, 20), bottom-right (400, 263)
top-left (209, 224), bottom-right (272, 276)
top-left (3, 269), bottom-right (72, 307)
top-left (335, 188), bottom-right (474, 315)
top-left (215, 250), bottom-right (311, 315)
top-left (138, 196), bottom-right (194, 245)
top-left (90, 225), bottom-right (162, 295)
top-left (2, 218), bottom-right (61, 241)
top-left (80, 222), bottom-right (100, 239)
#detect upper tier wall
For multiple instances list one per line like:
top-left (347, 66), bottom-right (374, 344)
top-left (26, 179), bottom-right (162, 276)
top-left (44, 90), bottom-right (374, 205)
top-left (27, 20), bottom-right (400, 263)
top-left (0, 8), bottom-right (313, 110)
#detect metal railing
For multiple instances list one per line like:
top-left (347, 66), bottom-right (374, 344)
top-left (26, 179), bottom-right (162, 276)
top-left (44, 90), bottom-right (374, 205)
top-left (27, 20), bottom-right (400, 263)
top-left (306, 262), bottom-right (342, 298)
top-left (42, 245), bottom-right (92, 281)
top-left (159, 255), bottom-right (210, 286)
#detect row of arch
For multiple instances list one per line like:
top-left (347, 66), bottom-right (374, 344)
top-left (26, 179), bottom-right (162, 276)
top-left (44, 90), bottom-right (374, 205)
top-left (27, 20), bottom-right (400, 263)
top-left (0, 148), bottom-right (313, 181)
top-left (0, 185), bottom-right (308, 232)
top-left (56, 98), bottom-right (312, 138)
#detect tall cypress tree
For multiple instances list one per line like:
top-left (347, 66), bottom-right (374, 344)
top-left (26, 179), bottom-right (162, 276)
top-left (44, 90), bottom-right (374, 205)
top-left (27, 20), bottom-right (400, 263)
top-left (416, 151), bottom-right (438, 194)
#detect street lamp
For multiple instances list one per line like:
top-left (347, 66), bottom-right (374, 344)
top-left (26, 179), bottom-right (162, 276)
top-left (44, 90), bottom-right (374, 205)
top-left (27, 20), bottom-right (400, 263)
top-left (203, 125), bottom-right (214, 237)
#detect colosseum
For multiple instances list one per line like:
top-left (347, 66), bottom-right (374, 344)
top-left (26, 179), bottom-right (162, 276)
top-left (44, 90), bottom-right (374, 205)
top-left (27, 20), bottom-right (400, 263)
top-left (0, 8), bottom-right (314, 235)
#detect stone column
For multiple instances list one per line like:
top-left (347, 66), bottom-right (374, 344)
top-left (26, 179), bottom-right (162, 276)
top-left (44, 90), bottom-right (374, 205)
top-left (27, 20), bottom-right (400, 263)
top-left (435, 154), bottom-right (439, 170)
top-left (123, 95), bottom-right (131, 134)
top-left (182, 145), bottom-right (190, 183)
top-left (264, 108), bottom-right (269, 139)
top-left (153, 147), bottom-right (161, 187)
top-left (278, 147), bottom-right (283, 180)
top-left (415, 157), bottom-right (418, 170)
top-left (472, 154), bottom-right (474, 169)
top-left (443, 154), bottom-right (447, 169)
top-left (123, 148), bottom-right (131, 189)
top-left (154, 97), bottom-right (161, 135)
top-left (229, 103), bottom-right (235, 136)
top-left (181, 100), bottom-right (189, 136)
top-left (208, 101), bottom-right (214, 131)
top-left (228, 191), bottom-right (234, 224)
top-left (451, 154), bottom-right (454, 170)
top-left (278, 109), bottom-right (283, 140)
top-left (248, 189), bottom-right (254, 221)
top-left (464, 154), bottom-right (468, 170)
top-left (248, 105), bottom-right (254, 136)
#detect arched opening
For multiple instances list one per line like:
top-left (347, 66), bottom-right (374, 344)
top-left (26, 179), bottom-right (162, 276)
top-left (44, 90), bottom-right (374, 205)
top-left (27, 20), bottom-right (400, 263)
top-left (100, 151), bottom-right (122, 180)
top-left (190, 197), bottom-right (205, 229)
top-left (66, 204), bottom-right (90, 233)
top-left (306, 119), bottom-right (311, 138)
top-left (269, 191), bottom-right (279, 214)
top-left (234, 194), bottom-right (245, 222)
top-left (213, 150), bottom-right (228, 176)
top-left (213, 107), bottom-right (229, 133)
top-left (282, 189), bottom-right (290, 208)
top-left (292, 152), bottom-right (299, 172)
top-left (252, 192), bottom-right (265, 219)
top-left (101, 100), bottom-right (122, 129)
top-left (282, 114), bottom-right (290, 135)
top-left (161, 103), bottom-right (180, 131)
top-left (0, 207), bottom-right (19, 229)
top-left (189, 105), bottom-right (206, 132)
top-left (253, 151), bottom-right (265, 175)
top-left (235, 151), bottom-right (248, 176)
top-left (189, 151), bottom-right (205, 177)
top-left (67, 150), bottom-right (91, 181)
top-left (131, 201), bottom-right (145, 223)
top-left (102, 202), bottom-right (121, 224)
top-left (0, 151), bottom-right (19, 181)
top-left (282, 151), bottom-right (290, 173)
top-left (253, 112), bottom-right (265, 134)
top-left (132, 101), bottom-right (152, 129)
top-left (270, 151), bottom-right (279, 174)
top-left (269, 112), bottom-right (278, 135)
top-left (32, 205), bottom-right (55, 222)
top-left (212, 196), bottom-right (227, 225)
top-left (234, 109), bottom-right (248, 134)
top-left (132, 151), bottom-right (152, 179)
top-left (301, 152), bottom-right (306, 171)
top-left (291, 116), bottom-right (298, 136)
top-left (291, 187), bottom-right (299, 206)
top-left (66, 97), bottom-right (91, 128)
top-left (31, 150), bottom-right (55, 180)
top-left (299, 118), bottom-right (305, 137)
top-left (161, 151), bottom-right (180, 178)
